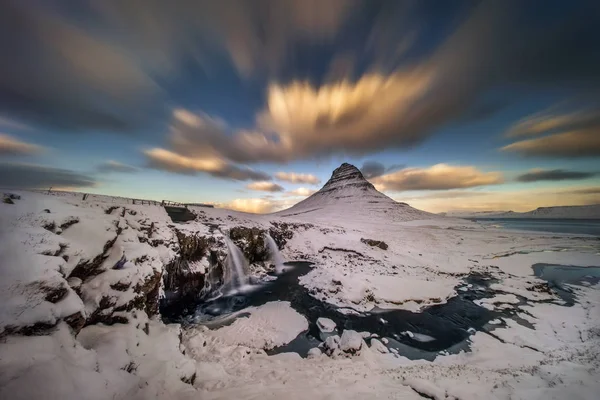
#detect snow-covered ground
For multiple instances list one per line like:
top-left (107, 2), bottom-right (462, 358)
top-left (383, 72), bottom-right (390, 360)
top-left (1, 164), bottom-right (599, 399)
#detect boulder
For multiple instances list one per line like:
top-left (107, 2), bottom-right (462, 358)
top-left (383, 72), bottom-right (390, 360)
top-left (316, 317), bottom-right (336, 333)
top-left (339, 330), bottom-right (363, 354)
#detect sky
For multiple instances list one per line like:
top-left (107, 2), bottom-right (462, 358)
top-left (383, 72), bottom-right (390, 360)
top-left (1, 0), bottom-right (599, 213)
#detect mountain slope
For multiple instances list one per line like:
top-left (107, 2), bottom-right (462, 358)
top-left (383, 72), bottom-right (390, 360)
top-left (275, 163), bottom-right (434, 222)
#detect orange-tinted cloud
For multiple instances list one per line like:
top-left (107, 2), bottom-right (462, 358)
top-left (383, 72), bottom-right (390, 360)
top-left (507, 108), bottom-right (600, 138)
top-left (275, 172), bottom-right (320, 184)
top-left (0, 134), bottom-right (44, 156)
top-left (144, 148), bottom-right (270, 181)
top-left (246, 181), bottom-right (284, 192)
top-left (285, 187), bottom-right (317, 197)
top-left (372, 164), bottom-right (504, 192)
top-left (401, 186), bottom-right (600, 213)
top-left (502, 129), bottom-right (600, 158)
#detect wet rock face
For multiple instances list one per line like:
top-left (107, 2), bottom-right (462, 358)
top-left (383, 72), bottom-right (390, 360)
top-left (229, 226), bottom-right (269, 264)
top-left (163, 231), bottom-right (226, 303)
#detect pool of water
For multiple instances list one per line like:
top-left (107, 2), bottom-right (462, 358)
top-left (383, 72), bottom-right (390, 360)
top-left (472, 218), bottom-right (600, 236)
top-left (532, 263), bottom-right (600, 305)
top-left (163, 262), bottom-right (542, 360)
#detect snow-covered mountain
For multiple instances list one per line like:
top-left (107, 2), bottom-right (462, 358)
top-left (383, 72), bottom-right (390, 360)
top-left (446, 204), bottom-right (600, 219)
top-left (276, 163), bottom-right (434, 222)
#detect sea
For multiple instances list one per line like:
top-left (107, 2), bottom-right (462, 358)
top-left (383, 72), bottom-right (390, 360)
top-left (471, 218), bottom-right (600, 236)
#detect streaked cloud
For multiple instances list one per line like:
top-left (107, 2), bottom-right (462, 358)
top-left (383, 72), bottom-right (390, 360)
top-left (0, 2), bottom-right (159, 132)
top-left (275, 172), bottom-right (321, 185)
top-left (516, 169), bottom-right (595, 182)
top-left (245, 181), bottom-right (284, 192)
top-left (501, 129), bottom-right (600, 158)
top-left (372, 164), bottom-right (504, 192)
top-left (97, 160), bottom-right (139, 173)
top-left (507, 108), bottom-right (600, 138)
top-left (144, 148), bottom-right (270, 181)
top-left (0, 162), bottom-right (95, 189)
top-left (285, 188), bottom-right (317, 197)
top-left (0, 134), bottom-right (44, 156)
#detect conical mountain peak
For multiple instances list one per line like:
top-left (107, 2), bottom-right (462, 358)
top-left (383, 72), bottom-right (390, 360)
top-left (320, 163), bottom-right (372, 193)
top-left (275, 162), bottom-right (433, 222)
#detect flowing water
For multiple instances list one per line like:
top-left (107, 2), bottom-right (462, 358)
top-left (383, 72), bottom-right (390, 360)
top-left (223, 235), bottom-right (248, 289)
top-left (265, 234), bottom-right (285, 274)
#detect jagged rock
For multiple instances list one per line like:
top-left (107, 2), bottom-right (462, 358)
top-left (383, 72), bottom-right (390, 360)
top-left (361, 238), bottom-right (388, 250)
top-left (64, 312), bottom-right (86, 334)
top-left (317, 317), bottom-right (336, 333)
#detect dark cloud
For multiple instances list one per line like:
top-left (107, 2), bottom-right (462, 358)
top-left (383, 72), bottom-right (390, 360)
top-left (0, 163), bottom-right (96, 189)
top-left (517, 169), bottom-right (596, 182)
top-left (0, 1), bottom-right (162, 133)
top-left (97, 160), bottom-right (139, 173)
top-left (571, 187), bottom-right (600, 195)
top-left (360, 161), bottom-right (386, 179)
top-left (2, 0), bottom-right (599, 165)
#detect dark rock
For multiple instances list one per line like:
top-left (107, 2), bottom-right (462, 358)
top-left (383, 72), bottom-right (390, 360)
top-left (229, 226), bottom-right (269, 263)
top-left (110, 281), bottom-right (131, 291)
top-left (64, 312), bottom-right (86, 334)
top-left (3, 197), bottom-right (14, 204)
top-left (68, 234), bottom-right (119, 281)
top-left (42, 284), bottom-right (69, 303)
top-left (360, 238), bottom-right (388, 250)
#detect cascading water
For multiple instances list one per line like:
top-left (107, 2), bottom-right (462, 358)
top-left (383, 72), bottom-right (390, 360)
top-left (265, 234), bottom-right (285, 274)
top-left (223, 235), bottom-right (248, 289)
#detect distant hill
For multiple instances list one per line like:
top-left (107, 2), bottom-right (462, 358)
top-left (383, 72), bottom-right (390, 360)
top-left (442, 204), bottom-right (600, 220)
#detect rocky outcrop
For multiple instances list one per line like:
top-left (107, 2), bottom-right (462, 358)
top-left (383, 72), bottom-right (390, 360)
top-left (361, 238), bottom-right (388, 250)
top-left (229, 226), bottom-right (269, 264)
top-left (163, 231), bottom-right (226, 304)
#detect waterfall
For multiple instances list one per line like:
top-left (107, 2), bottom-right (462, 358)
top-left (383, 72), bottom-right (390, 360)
top-left (265, 234), bottom-right (285, 274)
top-left (223, 235), bottom-right (248, 289)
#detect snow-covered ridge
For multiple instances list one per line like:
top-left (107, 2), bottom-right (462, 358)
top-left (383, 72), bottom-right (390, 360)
top-left (444, 204), bottom-right (600, 219)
